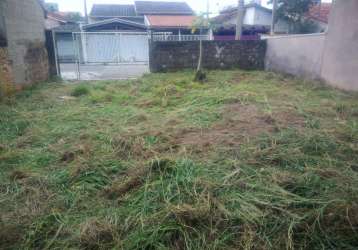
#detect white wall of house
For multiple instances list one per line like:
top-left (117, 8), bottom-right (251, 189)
top-left (253, 8), bottom-right (271, 26)
top-left (243, 7), bottom-right (256, 25)
top-left (220, 7), bottom-right (282, 28)
top-left (219, 7), bottom-right (270, 26)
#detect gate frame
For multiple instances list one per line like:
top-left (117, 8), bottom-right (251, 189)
top-left (72, 31), bottom-right (150, 64)
top-left (71, 31), bottom-right (150, 80)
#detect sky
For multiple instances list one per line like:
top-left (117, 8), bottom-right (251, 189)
top-left (45, 0), bottom-right (332, 16)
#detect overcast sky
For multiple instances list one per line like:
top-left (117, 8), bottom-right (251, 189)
top-left (45, 0), bottom-right (332, 16)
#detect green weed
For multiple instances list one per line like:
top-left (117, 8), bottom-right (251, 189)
top-left (71, 84), bottom-right (90, 97)
top-left (0, 70), bottom-right (357, 249)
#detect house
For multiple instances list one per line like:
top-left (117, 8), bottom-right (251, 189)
top-left (212, 3), bottom-right (288, 40)
top-left (213, 1), bottom-right (332, 40)
top-left (0, 0), bottom-right (49, 87)
top-left (46, 12), bottom-right (71, 30)
top-left (52, 1), bottom-right (206, 66)
top-left (86, 1), bottom-right (200, 36)
top-left (45, 11), bottom-right (82, 30)
top-left (45, 11), bottom-right (82, 63)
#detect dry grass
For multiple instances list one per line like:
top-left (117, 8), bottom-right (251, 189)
top-left (0, 70), bottom-right (357, 249)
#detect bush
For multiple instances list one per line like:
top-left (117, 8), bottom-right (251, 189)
top-left (71, 85), bottom-right (90, 97)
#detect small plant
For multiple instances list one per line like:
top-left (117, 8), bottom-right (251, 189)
top-left (71, 85), bottom-right (90, 97)
top-left (194, 70), bottom-right (207, 83)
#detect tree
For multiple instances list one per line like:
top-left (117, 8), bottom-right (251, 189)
top-left (66, 12), bottom-right (83, 23)
top-left (270, 0), bottom-right (316, 33)
top-left (191, 15), bottom-right (211, 82)
top-left (44, 2), bottom-right (59, 12)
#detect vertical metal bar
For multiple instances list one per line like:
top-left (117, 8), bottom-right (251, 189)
top-left (80, 31), bottom-right (88, 63)
top-left (76, 34), bottom-right (81, 80)
top-left (72, 32), bottom-right (80, 80)
top-left (52, 31), bottom-right (60, 76)
top-left (117, 32), bottom-right (121, 64)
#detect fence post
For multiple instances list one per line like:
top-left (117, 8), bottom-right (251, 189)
top-left (52, 31), bottom-right (60, 76)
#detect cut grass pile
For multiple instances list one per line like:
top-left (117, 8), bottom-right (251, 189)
top-left (0, 70), bottom-right (358, 249)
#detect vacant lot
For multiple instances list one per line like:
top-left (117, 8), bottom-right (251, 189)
top-left (1, 70), bottom-right (358, 249)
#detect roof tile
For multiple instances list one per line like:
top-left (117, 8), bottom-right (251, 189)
top-left (307, 3), bottom-right (331, 24)
top-left (135, 1), bottom-right (194, 15)
top-left (90, 4), bottom-right (137, 17)
top-left (146, 15), bottom-right (196, 28)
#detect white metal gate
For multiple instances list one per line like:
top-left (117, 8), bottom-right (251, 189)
top-left (74, 32), bottom-right (149, 64)
top-left (68, 32), bottom-right (149, 80)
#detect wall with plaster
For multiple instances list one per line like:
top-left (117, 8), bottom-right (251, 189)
top-left (0, 0), bottom-right (49, 85)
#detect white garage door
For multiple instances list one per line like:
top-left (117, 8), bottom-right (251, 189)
top-left (74, 32), bottom-right (149, 64)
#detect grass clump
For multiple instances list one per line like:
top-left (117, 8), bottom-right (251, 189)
top-left (71, 84), bottom-right (90, 97)
top-left (0, 70), bottom-right (357, 249)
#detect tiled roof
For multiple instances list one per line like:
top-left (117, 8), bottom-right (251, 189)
top-left (90, 4), bottom-right (137, 17)
top-left (83, 18), bottom-right (146, 30)
top-left (135, 1), bottom-right (194, 15)
top-left (146, 15), bottom-right (196, 28)
top-left (307, 3), bottom-right (331, 24)
top-left (91, 16), bottom-right (145, 24)
top-left (47, 12), bottom-right (70, 23)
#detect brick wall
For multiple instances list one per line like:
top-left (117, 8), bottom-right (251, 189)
top-left (149, 40), bottom-right (266, 72)
top-left (0, 0), bottom-right (49, 85)
top-left (0, 47), bottom-right (14, 98)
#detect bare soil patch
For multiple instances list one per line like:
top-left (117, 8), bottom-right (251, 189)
top-left (167, 104), bottom-right (305, 153)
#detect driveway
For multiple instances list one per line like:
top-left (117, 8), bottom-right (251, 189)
top-left (60, 63), bottom-right (150, 81)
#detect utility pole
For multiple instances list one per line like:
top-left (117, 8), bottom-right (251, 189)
top-left (84, 0), bottom-right (89, 24)
top-left (271, 0), bottom-right (277, 35)
top-left (206, 0), bottom-right (210, 20)
top-left (235, 0), bottom-right (245, 40)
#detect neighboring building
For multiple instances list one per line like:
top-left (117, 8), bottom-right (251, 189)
top-left (89, 4), bottom-right (145, 24)
top-left (52, 1), bottom-right (206, 65)
top-left (52, 24), bottom-right (80, 63)
top-left (46, 12), bottom-right (69, 30)
top-left (264, 0), bottom-right (357, 91)
top-left (306, 3), bottom-right (332, 33)
top-left (87, 1), bottom-right (198, 35)
top-left (213, 2), bottom-right (331, 40)
top-left (0, 0), bottom-right (49, 86)
top-left (46, 11), bottom-right (81, 63)
top-left (212, 3), bottom-right (287, 40)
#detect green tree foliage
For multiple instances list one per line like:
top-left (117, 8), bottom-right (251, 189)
top-left (66, 12), bottom-right (83, 23)
top-left (44, 3), bottom-right (59, 12)
top-left (271, 0), bottom-right (319, 33)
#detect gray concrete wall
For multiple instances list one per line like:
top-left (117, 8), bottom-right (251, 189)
top-left (265, 33), bottom-right (326, 79)
top-left (321, 0), bottom-right (358, 91)
top-left (0, 0), bottom-right (49, 85)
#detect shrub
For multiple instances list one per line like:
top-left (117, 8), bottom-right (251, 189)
top-left (71, 85), bottom-right (90, 97)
